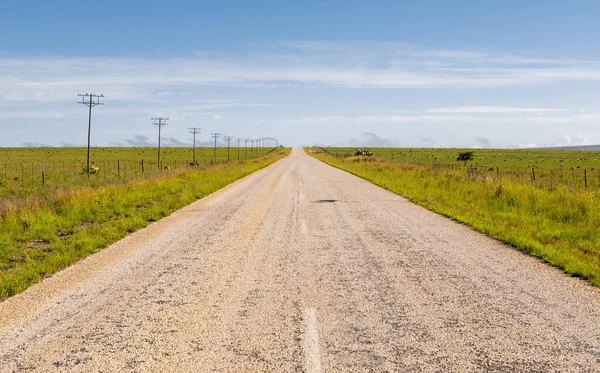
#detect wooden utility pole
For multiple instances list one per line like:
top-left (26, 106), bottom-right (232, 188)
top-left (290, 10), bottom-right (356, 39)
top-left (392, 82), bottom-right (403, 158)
top-left (224, 136), bottom-right (234, 162)
top-left (77, 93), bottom-right (104, 178)
top-left (151, 117), bottom-right (169, 170)
top-left (210, 133), bottom-right (221, 164)
top-left (236, 138), bottom-right (242, 160)
top-left (188, 127), bottom-right (201, 165)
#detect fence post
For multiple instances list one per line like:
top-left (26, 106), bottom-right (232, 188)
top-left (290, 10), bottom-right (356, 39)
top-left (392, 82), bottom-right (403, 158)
top-left (42, 162), bottom-right (45, 186)
top-left (141, 159), bottom-right (144, 173)
top-left (531, 167), bottom-right (536, 182)
top-left (118, 160), bottom-right (120, 178)
top-left (584, 169), bottom-right (587, 188)
top-left (560, 168), bottom-right (563, 181)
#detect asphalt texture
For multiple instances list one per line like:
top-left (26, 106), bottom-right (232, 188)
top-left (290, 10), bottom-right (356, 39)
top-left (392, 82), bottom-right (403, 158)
top-left (1, 148), bottom-right (599, 372)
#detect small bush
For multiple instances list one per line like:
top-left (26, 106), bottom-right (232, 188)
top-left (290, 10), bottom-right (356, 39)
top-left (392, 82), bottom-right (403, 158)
top-left (355, 149), bottom-right (373, 157)
top-left (81, 165), bottom-right (100, 175)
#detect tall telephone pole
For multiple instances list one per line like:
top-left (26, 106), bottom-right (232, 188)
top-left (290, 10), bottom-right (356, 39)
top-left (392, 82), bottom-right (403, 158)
top-left (188, 127), bottom-right (201, 165)
top-left (224, 136), bottom-right (234, 162)
top-left (236, 138), bottom-right (242, 160)
top-left (151, 117), bottom-right (169, 170)
top-left (210, 133), bottom-right (221, 164)
top-left (77, 93), bottom-right (104, 178)
top-left (244, 138), bottom-right (250, 159)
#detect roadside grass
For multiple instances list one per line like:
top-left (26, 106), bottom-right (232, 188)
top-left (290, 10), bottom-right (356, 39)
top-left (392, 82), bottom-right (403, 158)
top-left (309, 148), bottom-right (600, 287)
top-left (0, 146), bottom-right (275, 198)
top-left (323, 147), bottom-right (600, 189)
top-left (0, 148), bottom-right (290, 299)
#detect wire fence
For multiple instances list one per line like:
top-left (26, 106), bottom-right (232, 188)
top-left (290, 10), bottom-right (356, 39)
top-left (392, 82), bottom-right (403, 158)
top-left (0, 147), bottom-right (278, 196)
top-left (319, 148), bottom-right (600, 190)
top-left (415, 162), bottom-right (599, 189)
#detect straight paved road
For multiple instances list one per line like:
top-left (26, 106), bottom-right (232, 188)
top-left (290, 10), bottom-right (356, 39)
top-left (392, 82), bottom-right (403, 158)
top-left (1, 148), bottom-right (599, 372)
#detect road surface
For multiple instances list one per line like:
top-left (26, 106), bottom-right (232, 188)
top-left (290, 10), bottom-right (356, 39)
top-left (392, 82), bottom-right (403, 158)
top-left (1, 148), bottom-right (599, 372)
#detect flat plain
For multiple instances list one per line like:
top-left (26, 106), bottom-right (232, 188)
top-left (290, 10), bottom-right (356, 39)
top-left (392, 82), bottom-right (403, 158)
top-left (0, 146), bottom-right (274, 197)
top-left (321, 147), bottom-right (600, 188)
top-left (1, 148), bottom-right (599, 372)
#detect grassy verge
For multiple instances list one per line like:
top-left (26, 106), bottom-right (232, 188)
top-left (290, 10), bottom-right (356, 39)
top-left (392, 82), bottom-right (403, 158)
top-left (0, 148), bottom-right (290, 299)
top-left (0, 147), bottom-right (277, 198)
top-left (308, 148), bottom-right (600, 287)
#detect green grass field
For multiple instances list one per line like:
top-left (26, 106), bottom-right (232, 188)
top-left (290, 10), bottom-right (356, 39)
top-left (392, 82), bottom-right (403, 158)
top-left (0, 147), bottom-right (289, 299)
top-left (322, 147), bottom-right (600, 188)
top-left (310, 147), bottom-right (600, 287)
top-left (0, 146), bottom-right (274, 199)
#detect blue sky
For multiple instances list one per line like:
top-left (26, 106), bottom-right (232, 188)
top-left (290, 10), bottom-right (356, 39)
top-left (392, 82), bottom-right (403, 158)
top-left (1, 0), bottom-right (599, 147)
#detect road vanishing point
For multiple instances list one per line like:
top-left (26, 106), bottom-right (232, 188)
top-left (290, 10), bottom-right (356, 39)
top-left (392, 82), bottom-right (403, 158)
top-left (1, 148), bottom-right (599, 372)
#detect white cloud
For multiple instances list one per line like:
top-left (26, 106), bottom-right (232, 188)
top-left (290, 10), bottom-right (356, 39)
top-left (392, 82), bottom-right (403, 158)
top-left (281, 110), bottom-right (600, 126)
top-left (2, 43), bottom-right (600, 103)
top-left (517, 143), bottom-right (540, 149)
top-left (425, 106), bottom-right (573, 114)
top-left (0, 110), bottom-right (66, 118)
top-left (2, 42), bottom-right (600, 147)
top-left (555, 134), bottom-right (597, 146)
top-left (518, 134), bottom-right (598, 148)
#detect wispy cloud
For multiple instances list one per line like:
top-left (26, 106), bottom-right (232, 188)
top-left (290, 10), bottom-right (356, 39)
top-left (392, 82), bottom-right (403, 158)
top-left (22, 141), bottom-right (51, 147)
top-left (2, 42), bottom-right (600, 148)
top-left (122, 135), bottom-right (191, 147)
top-left (425, 106), bottom-right (573, 114)
top-left (474, 136), bottom-right (491, 146)
top-left (421, 136), bottom-right (436, 145)
top-left (282, 109), bottom-right (600, 126)
top-left (0, 110), bottom-right (66, 118)
top-left (2, 42), bottom-right (600, 103)
top-left (343, 132), bottom-right (396, 147)
top-left (124, 135), bottom-right (154, 147)
top-left (518, 134), bottom-right (598, 149)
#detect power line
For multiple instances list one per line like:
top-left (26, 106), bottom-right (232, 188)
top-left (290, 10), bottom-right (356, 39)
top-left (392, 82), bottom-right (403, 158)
top-left (151, 117), bottom-right (169, 170)
top-left (210, 133), bottom-right (221, 164)
top-left (77, 93), bottom-right (104, 178)
top-left (188, 127), bottom-right (201, 165)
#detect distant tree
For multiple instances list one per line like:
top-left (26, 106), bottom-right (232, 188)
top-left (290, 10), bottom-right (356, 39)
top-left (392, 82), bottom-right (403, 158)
top-left (457, 151), bottom-right (475, 165)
